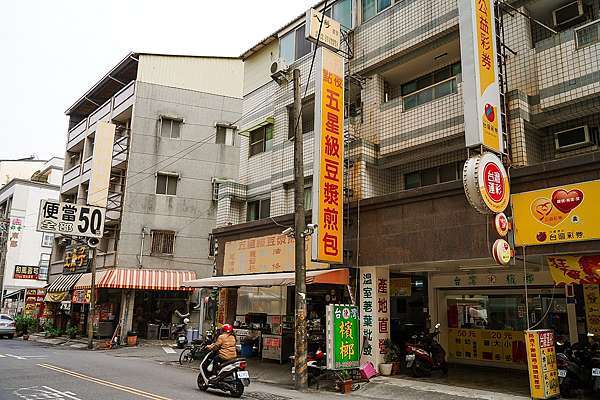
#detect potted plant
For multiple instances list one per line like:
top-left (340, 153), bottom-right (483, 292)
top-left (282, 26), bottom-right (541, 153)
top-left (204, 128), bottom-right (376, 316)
top-left (65, 323), bottom-right (79, 339)
top-left (379, 339), bottom-right (395, 376)
top-left (337, 369), bottom-right (353, 394)
top-left (14, 315), bottom-right (36, 340)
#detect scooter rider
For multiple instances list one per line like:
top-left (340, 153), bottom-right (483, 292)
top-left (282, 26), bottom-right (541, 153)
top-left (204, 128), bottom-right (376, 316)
top-left (207, 324), bottom-right (237, 372)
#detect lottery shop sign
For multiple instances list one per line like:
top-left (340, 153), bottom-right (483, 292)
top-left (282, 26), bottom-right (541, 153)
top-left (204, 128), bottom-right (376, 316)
top-left (512, 180), bottom-right (600, 246)
top-left (14, 265), bottom-right (40, 280)
top-left (311, 46), bottom-right (344, 264)
top-left (525, 330), bottom-right (559, 399)
top-left (37, 200), bottom-right (105, 238)
top-left (463, 152), bottom-right (510, 214)
top-left (326, 304), bottom-right (359, 370)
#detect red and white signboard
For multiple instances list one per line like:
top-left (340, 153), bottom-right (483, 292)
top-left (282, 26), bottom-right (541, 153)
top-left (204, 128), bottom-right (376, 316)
top-left (463, 152), bottom-right (510, 214)
top-left (495, 212), bottom-right (509, 237)
top-left (492, 238), bottom-right (512, 265)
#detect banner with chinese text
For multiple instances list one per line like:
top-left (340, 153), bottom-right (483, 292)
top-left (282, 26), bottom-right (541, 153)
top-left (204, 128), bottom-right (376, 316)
top-left (312, 47), bottom-right (344, 264)
top-left (512, 180), bottom-right (600, 246)
top-left (359, 266), bottom-right (390, 367)
top-left (326, 304), bottom-right (359, 370)
top-left (458, 0), bottom-right (503, 153)
top-left (223, 234), bottom-right (327, 275)
top-left (447, 329), bottom-right (527, 364)
top-left (583, 284), bottom-right (600, 336)
top-left (525, 330), bottom-right (559, 399)
top-left (547, 255), bottom-right (600, 285)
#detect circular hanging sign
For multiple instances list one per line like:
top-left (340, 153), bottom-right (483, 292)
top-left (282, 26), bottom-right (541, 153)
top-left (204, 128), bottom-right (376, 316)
top-left (492, 239), bottom-right (512, 265)
top-left (463, 152), bottom-right (510, 214)
top-left (495, 212), bottom-right (509, 237)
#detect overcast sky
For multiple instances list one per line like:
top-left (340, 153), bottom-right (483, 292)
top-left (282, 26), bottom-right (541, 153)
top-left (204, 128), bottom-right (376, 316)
top-left (0, 0), bottom-right (315, 160)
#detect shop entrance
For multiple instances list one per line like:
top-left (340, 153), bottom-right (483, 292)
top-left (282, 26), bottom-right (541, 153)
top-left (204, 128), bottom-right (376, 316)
top-left (389, 272), bottom-right (428, 347)
top-left (132, 290), bottom-right (189, 339)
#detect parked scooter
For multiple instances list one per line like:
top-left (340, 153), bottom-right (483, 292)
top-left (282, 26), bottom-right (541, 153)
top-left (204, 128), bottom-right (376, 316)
top-left (173, 318), bottom-right (190, 349)
top-left (290, 349), bottom-right (327, 386)
top-left (556, 333), bottom-right (600, 397)
top-left (196, 337), bottom-right (250, 397)
top-left (404, 323), bottom-right (447, 377)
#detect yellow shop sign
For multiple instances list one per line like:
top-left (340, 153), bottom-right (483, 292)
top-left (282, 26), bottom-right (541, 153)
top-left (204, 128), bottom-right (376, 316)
top-left (512, 180), bottom-right (600, 246)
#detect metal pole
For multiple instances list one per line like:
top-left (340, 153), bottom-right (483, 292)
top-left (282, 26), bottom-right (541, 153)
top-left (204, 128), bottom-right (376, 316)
top-left (87, 246), bottom-right (97, 349)
top-left (0, 218), bottom-right (8, 311)
top-left (292, 68), bottom-right (308, 391)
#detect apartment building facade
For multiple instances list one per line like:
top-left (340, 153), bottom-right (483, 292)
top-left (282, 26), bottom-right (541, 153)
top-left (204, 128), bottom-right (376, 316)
top-left (213, 0), bottom-right (600, 376)
top-left (0, 157), bottom-right (64, 316)
top-left (47, 53), bottom-right (243, 339)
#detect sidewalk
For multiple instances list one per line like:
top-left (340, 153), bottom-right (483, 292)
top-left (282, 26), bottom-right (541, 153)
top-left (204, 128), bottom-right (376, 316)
top-left (27, 333), bottom-right (89, 349)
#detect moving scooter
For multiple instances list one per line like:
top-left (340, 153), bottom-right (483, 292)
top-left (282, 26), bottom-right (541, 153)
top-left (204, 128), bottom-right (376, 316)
top-left (404, 323), bottom-right (447, 377)
top-left (196, 341), bottom-right (250, 398)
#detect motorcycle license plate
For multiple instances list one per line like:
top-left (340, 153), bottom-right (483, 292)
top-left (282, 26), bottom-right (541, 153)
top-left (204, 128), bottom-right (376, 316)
top-left (237, 371), bottom-right (250, 379)
top-left (406, 354), bottom-right (415, 367)
top-left (592, 368), bottom-right (600, 377)
top-left (558, 369), bottom-right (567, 378)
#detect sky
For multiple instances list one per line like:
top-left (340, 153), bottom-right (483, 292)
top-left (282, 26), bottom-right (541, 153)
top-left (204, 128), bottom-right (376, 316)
top-left (0, 0), bottom-right (315, 160)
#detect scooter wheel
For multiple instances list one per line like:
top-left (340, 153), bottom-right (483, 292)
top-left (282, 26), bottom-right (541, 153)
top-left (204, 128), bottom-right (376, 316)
top-left (411, 359), bottom-right (431, 378)
top-left (230, 380), bottom-right (244, 398)
top-left (197, 373), bottom-right (208, 391)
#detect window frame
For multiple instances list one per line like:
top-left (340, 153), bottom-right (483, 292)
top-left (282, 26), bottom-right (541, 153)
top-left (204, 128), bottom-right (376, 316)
top-left (150, 230), bottom-right (176, 256)
top-left (288, 98), bottom-right (316, 138)
top-left (159, 117), bottom-right (182, 139)
top-left (156, 172), bottom-right (179, 196)
top-left (248, 124), bottom-right (274, 157)
top-left (216, 125), bottom-right (235, 146)
top-left (246, 198), bottom-right (271, 221)
top-left (279, 24), bottom-right (314, 64)
top-left (404, 162), bottom-right (462, 190)
top-left (41, 232), bottom-right (54, 248)
top-left (38, 253), bottom-right (50, 281)
top-left (362, 0), bottom-right (393, 23)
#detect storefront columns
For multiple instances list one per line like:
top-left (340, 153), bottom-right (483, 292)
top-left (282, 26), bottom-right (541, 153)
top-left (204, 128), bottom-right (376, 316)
top-left (567, 302), bottom-right (578, 344)
top-left (119, 289), bottom-right (134, 340)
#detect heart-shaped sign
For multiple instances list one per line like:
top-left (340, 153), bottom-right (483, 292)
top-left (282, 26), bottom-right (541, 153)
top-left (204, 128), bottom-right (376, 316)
top-left (552, 189), bottom-right (584, 214)
top-left (530, 198), bottom-right (567, 227)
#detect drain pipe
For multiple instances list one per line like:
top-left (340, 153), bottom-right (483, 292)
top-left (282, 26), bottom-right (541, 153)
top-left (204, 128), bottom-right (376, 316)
top-left (138, 227), bottom-right (149, 268)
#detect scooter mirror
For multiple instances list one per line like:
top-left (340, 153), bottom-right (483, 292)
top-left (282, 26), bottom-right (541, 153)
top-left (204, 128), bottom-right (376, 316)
top-left (435, 323), bottom-right (441, 329)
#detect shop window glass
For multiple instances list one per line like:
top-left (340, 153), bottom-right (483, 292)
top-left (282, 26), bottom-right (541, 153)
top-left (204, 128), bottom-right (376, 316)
top-left (236, 287), bottom-right (287, 316)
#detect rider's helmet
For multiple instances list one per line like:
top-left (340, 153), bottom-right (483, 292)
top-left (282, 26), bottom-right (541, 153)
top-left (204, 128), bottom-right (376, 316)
top-left (222, 324), bottom-right (233, 333)
top-left (183, 318), bottom-right (190, 324)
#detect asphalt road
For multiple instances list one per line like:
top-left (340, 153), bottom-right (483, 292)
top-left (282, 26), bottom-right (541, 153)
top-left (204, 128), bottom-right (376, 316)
top-left (0, 338), bottom-right (323, 400)
top-left (0, 338), bottom-right (530, 400)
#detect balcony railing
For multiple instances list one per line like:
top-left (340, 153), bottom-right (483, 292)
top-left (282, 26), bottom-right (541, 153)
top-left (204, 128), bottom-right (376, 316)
top-left (82, 157), bottom-right (93, 175)
top-left (62, 164), bottom-right (81, 185)
top-left (66, 81), bottom-right (135, 150)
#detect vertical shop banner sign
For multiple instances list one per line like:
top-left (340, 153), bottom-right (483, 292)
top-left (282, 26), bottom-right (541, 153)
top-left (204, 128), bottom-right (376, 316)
top-left (525, 330), bottom-right (559, 399)
top-left (547, 255), bottom-right (600, 285)
top-left (512, 180), bottom-right (600, 246)
top-left (359, 267), bottom-right (390, 366)
top-left (88, 122), bottom-right (116, 208)
top-left (583, 284), bottom-right (600, 336)
top-left (312, 46), bottom-right (344, 264)
top-left (458, 0), bottom-right (503, 153)
top-left (9, 217), bottom-right (23, 248)
top-left (326, 304), bottom-right (360, 370)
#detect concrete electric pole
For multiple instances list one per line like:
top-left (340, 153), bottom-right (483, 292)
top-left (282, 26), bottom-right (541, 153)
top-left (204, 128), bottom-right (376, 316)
top-left (292, 68), bottom-right (308, 391)
top-left (87, 245), bottom-right (98, 349)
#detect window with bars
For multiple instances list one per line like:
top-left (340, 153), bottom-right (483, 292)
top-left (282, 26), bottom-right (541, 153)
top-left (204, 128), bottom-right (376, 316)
top-left (159, 117), bottom-right (182, 139)
top-left (156, 173), bottom-right (178, 195)
top-left (38, 253), bottom-right (50, 281)
top-left (151, 230), bottom-right (176, 255)
top-left (404, 162), bottom-right (464, 190)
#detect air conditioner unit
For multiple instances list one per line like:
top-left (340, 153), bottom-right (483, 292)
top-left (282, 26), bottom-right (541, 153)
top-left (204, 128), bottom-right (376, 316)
top-left (553, 0), bottom-right (585, 27)
top-left (554, 125), bottom-right (591, 151)
top-left (270, 58), bottom-right (290, 84)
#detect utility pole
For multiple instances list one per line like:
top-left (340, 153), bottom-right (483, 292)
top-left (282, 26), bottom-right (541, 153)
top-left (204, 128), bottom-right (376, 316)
top-left (87, 245), bottom-right (97, 349)
top-left (292, 68), bottom-right (308, 391)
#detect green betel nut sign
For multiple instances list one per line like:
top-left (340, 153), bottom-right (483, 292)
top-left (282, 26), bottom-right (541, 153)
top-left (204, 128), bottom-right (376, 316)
top-left (327, 304), bottom-right (360, 370)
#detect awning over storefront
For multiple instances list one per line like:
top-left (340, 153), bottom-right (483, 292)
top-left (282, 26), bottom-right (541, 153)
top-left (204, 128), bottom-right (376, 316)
top-left (182, 268), bottom-right (349, 288)
top-left (73, 270), bottom-right (112, 289)
top-left (44, 291), bottom-right (69, 303)
top-left (102, 268), bottom-right (196, 291)
top-left (45, 273), bottom-right (83, 293)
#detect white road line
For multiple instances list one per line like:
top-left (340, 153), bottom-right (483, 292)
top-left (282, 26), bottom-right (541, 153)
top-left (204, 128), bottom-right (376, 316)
top-left (0, 354), bottom-right (5, 358)
top-left (162, 346), bottom-right (176, 354)
top-left (6, 354), bottom-right (26, 360)
top-left (42, 385), bottom-right (82, 400)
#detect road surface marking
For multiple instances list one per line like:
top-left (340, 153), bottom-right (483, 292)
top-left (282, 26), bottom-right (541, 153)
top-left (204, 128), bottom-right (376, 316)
top-left (162, 346), bottom-right (176, 354)
top-left (37, 363), bottom-right (174, 400)
top-left (14, 385), bottom-right (82, 400)
top-left (0, 354), bottom-right (5, 357)
top-left (6, 354), bottom-right (26, 360)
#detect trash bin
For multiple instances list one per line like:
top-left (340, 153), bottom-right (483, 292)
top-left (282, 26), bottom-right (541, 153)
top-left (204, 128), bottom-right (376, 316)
top-left (186, 328), bottom-right (194, 344)
top-left (192, 329), bottom-right (199, 341)
top-left (146, 324), bottom-right (159, 340)
top-left (127, 331), bottom-right (138, 346)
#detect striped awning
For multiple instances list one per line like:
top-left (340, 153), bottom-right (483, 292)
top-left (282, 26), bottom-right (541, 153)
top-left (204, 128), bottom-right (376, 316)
top-left (73, 270), bottom-right (112, 290)
top-left (46, 273), bottom-right (83, 293)
top-left (102, 268), bottom-right (196, 291)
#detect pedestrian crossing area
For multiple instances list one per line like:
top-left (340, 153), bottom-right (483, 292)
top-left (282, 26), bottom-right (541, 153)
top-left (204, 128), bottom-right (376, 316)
top-left (0, 353), bottom-right (46, 360)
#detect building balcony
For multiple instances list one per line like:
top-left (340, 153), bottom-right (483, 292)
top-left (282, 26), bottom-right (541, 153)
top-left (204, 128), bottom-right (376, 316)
top-left (536, 20), bottom-right (600, 111)
top-left (66, 81), bottom-right (136, 151)
top-left (61, 164), bottom-right (81, 193)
